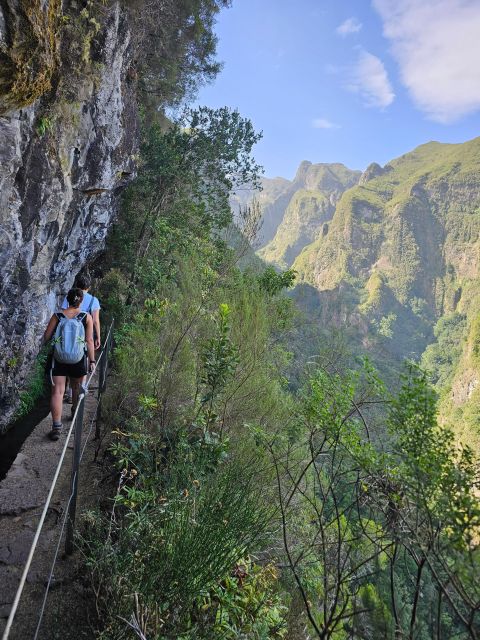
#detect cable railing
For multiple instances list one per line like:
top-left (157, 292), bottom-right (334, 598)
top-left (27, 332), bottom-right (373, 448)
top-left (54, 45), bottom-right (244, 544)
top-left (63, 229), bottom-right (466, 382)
top-left (2, 321), bottom-right (114, 640)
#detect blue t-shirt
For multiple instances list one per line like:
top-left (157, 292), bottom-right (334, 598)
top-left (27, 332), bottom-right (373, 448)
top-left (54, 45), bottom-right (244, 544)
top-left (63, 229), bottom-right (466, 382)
top-left (62, 291), bottom-right (100, 314)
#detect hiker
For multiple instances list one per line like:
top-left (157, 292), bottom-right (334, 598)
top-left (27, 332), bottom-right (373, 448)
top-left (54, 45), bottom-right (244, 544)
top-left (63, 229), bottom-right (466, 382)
top-left (61, 274), bottom-right (101, 404)
top-left (43, 288), bottom-right (96, 441)
top-left (62, 274), bottom-right (101, 349)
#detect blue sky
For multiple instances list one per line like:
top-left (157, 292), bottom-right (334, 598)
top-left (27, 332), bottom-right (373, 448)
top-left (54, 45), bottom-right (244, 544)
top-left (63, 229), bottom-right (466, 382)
top-left (195, 0), bottom-right (480, 179)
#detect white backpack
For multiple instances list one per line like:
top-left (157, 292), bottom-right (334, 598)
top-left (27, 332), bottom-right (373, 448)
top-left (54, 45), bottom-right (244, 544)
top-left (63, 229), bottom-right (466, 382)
top-left (52, 312), bottom-right (87, 364)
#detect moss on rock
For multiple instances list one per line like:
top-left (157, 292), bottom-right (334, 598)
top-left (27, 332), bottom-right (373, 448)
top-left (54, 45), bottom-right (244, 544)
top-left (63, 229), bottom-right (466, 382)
top-left (0, 0), bottom-right (61, 114)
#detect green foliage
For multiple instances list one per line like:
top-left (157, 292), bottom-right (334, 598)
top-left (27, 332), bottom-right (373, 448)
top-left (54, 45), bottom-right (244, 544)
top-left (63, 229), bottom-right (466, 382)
top-left (285, 137), bottom-right (480, 447)
top-left (200, 303), bottom-right (239, 430)
top-left (421, 312), bottom-right (467, 387)
top-left (83, 423), bottom-right (275, 638)
top-left (36, 115), bottom-right (54, 136)
top-left (373, 312), bottom-right (397, 339)
top-left (84, 103), bottom-right (295, 638)
top-left (258, 359), bottom-right (480, 639)
top-left (0, 0), bottom-right (61, 114)
top-left (258, 266), bottom-right (296, 296)
top-left (100, 107), bottom-right (262, 319)
top-left (15, 347), bottom-right (49, 419)
top-left (258, 164), bottom-right (360, 268)
top-left (84, 90), bottom-right (480, 640)
top-left (197, 560), bottom-right (288, 639)
top-left (128, 0), bottom-right (232, 110)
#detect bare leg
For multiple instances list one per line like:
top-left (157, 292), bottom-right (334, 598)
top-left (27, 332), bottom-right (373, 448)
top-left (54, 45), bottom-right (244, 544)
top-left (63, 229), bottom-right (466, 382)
top-left (64, 377), bottom-right (72, 402)
top-left (51, 376), bottom-right (66, 423)
top-left (71, 377), bottom-right (82, 410)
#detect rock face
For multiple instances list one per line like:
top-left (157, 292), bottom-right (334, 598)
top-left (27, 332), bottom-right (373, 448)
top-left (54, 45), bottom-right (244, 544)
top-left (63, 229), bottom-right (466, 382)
top-left (258, 162), bottom-right (361, 268)
top-left (289, 138), bottom-right (480, 444)
top-left (359, 162), bottom-right (390, 185)
top-left (0, 1), bottom-right (138, 431)
top-left (231, 161), bottom-right (361, 255)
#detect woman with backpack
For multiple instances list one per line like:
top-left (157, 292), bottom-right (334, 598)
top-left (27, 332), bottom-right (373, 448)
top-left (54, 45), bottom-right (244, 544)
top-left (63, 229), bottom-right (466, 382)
top-left (43, 288), bottom-right (96, 441)
top-left (61, 273), bottom-right (101, 404)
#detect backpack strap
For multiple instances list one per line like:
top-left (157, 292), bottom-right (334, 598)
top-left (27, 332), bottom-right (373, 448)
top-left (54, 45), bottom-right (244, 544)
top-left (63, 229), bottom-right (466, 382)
top-left (50, 313), bottom-right (65, 386)
top-left (87, 295), bottom-right (94, 315)
top-left (77, 313), bottom-right (88, 352)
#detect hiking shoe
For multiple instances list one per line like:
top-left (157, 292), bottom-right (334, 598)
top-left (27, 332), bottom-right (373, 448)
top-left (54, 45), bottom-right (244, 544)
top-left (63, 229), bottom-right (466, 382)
top-left (49, 424), bottom-right (63, 441)
top-left (63, 388), bottom-right (73, 404)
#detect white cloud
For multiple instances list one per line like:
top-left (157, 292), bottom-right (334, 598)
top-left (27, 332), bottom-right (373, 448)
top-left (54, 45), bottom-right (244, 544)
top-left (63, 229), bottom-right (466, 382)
top-left (345, 50), bottom-right (395, 109)
top-left (336, 17), bottom-right (363, 36)
top-left (372, 0), bottom-right (480, 123)
top-left (312, 118), bottom-right (340, 129)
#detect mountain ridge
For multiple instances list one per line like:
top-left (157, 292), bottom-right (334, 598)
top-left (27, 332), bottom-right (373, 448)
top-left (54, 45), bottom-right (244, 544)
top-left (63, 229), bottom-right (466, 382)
top-left (257, 136), bottom-right (480, 445)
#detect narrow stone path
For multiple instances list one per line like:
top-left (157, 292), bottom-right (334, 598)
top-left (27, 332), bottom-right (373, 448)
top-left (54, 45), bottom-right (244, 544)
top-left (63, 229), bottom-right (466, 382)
top-left (0, 378), bottom-right (110, 639)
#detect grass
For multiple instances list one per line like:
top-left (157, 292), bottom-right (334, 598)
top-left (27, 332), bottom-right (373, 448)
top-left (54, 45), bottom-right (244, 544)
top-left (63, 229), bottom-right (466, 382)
top-left (15, 348), bottom-right (49, 419)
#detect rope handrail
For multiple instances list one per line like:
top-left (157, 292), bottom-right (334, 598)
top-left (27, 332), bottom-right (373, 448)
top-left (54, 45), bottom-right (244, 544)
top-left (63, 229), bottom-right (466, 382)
top-left (1, 321), bottom-right (114, 640)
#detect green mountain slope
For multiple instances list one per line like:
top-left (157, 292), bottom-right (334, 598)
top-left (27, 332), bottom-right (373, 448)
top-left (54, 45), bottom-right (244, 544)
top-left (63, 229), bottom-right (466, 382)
top-left (258, 162), bottom-right (361, 267)
top-left (230, 175), bottom-right (295, 246)
top-left (289, 137), bottom-right (480, 444)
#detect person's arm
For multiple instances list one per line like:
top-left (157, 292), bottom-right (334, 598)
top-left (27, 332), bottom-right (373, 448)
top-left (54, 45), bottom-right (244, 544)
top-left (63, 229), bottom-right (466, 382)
top-left (92, 308), bottom-right (101, 350)
top-left (85, 315), bottom-right (96, 369)
top-left (43, 315), bottom-right (58, 344)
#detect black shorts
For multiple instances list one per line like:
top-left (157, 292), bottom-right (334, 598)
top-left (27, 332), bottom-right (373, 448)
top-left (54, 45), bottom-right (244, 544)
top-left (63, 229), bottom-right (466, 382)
top-left (52, 355), bottom-right (88, 379)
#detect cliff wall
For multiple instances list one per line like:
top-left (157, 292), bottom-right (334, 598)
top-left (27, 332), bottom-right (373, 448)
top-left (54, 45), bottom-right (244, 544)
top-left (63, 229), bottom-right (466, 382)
top-left (0, 1), bottom-right (138, 431)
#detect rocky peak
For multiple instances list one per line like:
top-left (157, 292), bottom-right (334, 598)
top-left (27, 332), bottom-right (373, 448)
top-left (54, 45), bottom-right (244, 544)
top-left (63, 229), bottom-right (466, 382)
top-left (293, 160), bottom-right (313, 183)
top-left (359, 162), bottom-right (388, 185)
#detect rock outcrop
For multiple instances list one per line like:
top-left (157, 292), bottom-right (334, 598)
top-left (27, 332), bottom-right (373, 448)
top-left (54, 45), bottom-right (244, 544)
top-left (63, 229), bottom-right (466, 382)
top-left (0, 1), bottom-right (138, 431)
top-left (289, 138), bottom-right (480, 444)
top-left (256, 163), bottom-right (361, 268)
top-left (359, 161), bottom-right (390, 184)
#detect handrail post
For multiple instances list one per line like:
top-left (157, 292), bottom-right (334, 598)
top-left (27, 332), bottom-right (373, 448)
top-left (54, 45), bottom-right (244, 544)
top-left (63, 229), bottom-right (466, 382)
top-left (95, 322), bottom-right (113, 439)
top-left (96, 346), bottom-right (107, 442)
top-left (99, 347), bottom-right (107, 395)
top-left (65, 394), bottom-right (85, 555)
top-left (102, 327), bottom-right (112, 392)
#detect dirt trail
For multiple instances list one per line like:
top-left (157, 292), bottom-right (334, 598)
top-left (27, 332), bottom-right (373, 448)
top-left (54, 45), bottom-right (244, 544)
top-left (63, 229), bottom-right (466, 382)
top-left (0, 378), bottom-right (111, 640)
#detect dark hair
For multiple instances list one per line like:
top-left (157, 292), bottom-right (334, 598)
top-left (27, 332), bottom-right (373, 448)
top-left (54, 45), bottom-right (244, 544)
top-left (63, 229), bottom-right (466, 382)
top-left (66, 288), bottom-right (84, 308)
top-left (74, 274), bottom-right (91, 290)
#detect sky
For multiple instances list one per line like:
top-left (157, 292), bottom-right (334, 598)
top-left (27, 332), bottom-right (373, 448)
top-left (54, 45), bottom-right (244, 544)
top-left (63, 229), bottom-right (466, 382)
top-left (194, 0), bottom-right (480, 179)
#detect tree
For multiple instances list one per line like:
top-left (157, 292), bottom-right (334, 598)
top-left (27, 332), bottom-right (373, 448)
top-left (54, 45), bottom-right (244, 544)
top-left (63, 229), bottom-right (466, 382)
top-left (127, 0), bottom-right (232, 109)
top-left (102, 106), bottom-right (263, 309)
top-left (266, 363), bottom-right (391, 639)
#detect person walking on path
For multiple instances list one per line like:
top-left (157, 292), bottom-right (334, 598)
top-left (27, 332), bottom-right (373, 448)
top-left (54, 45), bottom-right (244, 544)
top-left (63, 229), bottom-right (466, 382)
top-left (61, 274), bottom-right (101, 404)
top-left (43, 288), bottom-right (96, 441)
top-left (62, 274), bottom-right (101, 349)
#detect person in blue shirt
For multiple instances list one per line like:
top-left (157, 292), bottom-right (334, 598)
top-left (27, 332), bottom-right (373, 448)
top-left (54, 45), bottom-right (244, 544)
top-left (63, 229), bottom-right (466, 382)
top-left (61, 274), bottom-right (101, 405)
top-left (62, 274), bottom-right (101, 349)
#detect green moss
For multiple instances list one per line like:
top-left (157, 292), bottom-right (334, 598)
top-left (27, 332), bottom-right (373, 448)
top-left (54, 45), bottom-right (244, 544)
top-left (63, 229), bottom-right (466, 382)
top-left (36, 114), bottom-right (54, 136)
top-left (0, 0), bottom-right (61, 113)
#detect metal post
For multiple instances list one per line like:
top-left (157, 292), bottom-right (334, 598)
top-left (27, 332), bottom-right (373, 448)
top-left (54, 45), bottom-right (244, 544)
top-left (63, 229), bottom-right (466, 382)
top-left (99, 348), bottom-right (107, 395)
top-left (95, 324), bottom-right (112, 438)
top-left (102, 330), bottom-right (111, 392)
top-left (95, 344), bottom-right (107, 441)
top-left (65, 394), bottom-right (85, 555)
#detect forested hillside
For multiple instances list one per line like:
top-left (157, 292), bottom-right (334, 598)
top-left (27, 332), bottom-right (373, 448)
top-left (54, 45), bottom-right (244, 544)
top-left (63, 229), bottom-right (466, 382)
top-left (259, 162), bottom-right (360, 268)
top-left (84, 108), bottom-right (480, 640)
top-left (253, 139), bottom-right (480, 448)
